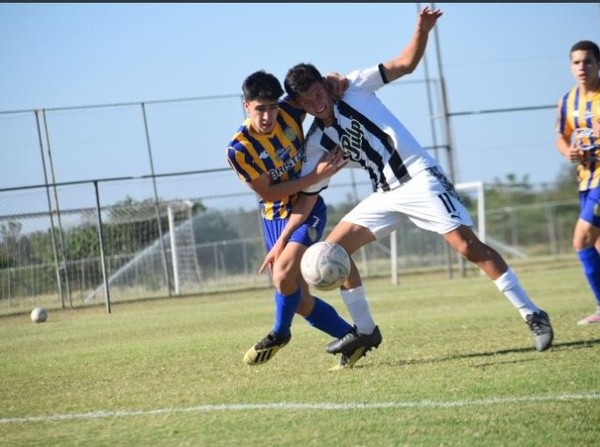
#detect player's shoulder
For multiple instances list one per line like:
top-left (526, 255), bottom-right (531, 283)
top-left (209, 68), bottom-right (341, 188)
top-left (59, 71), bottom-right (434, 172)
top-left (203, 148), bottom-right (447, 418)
top-left (279, 96), bottom-right (304, 120)
top-left (560, 85), bottom-right (578, 101)
top-left (226, 124), bottom-right (252, 154)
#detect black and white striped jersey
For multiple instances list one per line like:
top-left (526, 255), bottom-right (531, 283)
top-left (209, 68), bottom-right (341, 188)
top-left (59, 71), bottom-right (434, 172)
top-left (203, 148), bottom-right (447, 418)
top-left (302, 63), bottom-right (439, 195)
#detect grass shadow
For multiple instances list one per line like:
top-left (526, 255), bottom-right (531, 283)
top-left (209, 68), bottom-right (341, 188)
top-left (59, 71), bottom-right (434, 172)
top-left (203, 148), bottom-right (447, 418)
top-left (358, 338), bottom-right (600, 369)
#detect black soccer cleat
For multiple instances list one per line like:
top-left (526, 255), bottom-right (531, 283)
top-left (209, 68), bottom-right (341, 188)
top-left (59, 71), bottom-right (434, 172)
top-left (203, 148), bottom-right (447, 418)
top-left (326, 325), bottom-right (382, 355)
top-left (526, 310), bottom-right (553, 352)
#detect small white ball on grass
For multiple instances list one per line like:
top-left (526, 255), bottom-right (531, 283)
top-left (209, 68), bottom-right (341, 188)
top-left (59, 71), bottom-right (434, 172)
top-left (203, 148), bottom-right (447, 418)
top-left (31, 307), bottom-right (48, 323)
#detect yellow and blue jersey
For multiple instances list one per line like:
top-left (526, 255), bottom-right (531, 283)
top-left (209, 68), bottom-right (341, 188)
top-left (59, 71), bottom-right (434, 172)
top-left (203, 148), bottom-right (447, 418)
top-left (557, 86), bottom-right (600, 191)
top-left (226, 99), bottom-right (306, 220)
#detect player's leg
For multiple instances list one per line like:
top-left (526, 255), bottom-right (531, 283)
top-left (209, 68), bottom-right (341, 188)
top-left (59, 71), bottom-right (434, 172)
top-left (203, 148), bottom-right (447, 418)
top-left (244, 195), bottom-right (357, 366)
top-left (443, 225), bottom-right (553, 351)
top-left (328, 219), bottom-right (378, 336)
top-left (242, 217), bottom-right (299, 366)
top-left (572, 186), bottom-right (600, 324)
top-left (404, 167), bottom-right (553, 351)
top-left (443, 225), bottom-right (544, 319)
top-left (283, 195), bottom-right (356, 340)
top-left (323, 196), bottom-right (399, 358)
top-left (272, 241), bottom-right (354, 339)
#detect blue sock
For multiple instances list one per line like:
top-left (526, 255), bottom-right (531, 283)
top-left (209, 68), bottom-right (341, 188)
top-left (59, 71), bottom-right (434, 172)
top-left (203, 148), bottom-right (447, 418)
top-left (272, 287), bottom-right (301, 337)
top-left (578, 247), bottom-right (600, 306)
top-left (304, 297), bottom-right (353, 338)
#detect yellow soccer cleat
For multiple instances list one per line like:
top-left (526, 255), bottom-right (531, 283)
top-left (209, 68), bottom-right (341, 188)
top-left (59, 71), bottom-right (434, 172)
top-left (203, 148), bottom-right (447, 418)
top-left (328, 346), bottom-right (368, 372)
top-left (243, 331), bottom-right (291, 365)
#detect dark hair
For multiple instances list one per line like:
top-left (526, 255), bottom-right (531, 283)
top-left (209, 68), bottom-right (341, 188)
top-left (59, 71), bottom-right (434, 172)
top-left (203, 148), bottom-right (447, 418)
top-left (284, 63), bottom-right (324, 99)
top-left (242, 70), bottom-right (283, 102)
top-left (570, 40), bottom-right (600, 62)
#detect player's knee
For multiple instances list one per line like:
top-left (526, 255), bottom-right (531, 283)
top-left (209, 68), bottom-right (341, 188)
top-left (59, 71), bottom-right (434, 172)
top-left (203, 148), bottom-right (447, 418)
top-left (452, 237), bottom-right (473, 259)
top-left (271, 263), bottom-right (295, 291)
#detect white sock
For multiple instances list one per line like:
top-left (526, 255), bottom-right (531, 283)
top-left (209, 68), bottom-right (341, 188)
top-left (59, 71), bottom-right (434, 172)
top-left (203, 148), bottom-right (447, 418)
top-left (340, 285), bottom-right (376, 334)
top-left (494, 268), bottom-right (540, 320)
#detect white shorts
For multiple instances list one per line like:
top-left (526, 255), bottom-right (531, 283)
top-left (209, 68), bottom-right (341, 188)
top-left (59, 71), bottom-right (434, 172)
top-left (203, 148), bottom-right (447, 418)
top-left (341, 167), bottom-right (473, 240)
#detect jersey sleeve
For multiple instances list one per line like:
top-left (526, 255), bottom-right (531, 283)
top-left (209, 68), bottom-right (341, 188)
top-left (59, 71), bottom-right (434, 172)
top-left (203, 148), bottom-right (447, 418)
top-left (226, 142), bottom-right (263, 183)
top-left (346, 64), bottom-right (386, 94)
top-left (555, 93), bottom-right (572, 139)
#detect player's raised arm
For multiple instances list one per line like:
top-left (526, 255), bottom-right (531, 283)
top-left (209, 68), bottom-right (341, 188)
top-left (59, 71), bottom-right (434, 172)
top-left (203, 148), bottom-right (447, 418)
top-left (380, 7), bottom-right (443, 83)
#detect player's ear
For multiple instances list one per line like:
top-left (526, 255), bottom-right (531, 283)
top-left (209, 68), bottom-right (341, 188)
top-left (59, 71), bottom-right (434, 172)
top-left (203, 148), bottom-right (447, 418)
top-left (243, 99), bottom-right (254, 115)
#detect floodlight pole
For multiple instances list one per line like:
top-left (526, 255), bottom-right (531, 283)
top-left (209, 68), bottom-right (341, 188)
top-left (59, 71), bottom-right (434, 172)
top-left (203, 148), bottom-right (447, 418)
top-left (430, 2), bottom-right (458, 183)
top-left (416, 2), bottom-right (455, 280)
top-left (141, 103), bottom-right (173, 296)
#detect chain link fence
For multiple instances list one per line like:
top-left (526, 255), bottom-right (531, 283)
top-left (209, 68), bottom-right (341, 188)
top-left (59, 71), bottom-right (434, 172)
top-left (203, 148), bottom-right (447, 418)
top-left (0, 171), bottom-right (578, 315)
top-left (1, 96), bottom-right (579, 315)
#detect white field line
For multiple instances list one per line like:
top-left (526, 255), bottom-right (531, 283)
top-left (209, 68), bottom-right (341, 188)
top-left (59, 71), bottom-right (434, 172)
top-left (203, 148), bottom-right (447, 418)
top-left (1, 391), bottom-right (599, 425)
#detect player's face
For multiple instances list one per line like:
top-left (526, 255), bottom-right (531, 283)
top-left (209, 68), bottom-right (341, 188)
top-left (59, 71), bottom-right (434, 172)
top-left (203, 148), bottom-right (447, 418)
top-left (295, 81), bottom-right (334, 125)
top-left (244, 99), bottom-right (279, 135)
top-left (570, 50), bottom-right (600, 87)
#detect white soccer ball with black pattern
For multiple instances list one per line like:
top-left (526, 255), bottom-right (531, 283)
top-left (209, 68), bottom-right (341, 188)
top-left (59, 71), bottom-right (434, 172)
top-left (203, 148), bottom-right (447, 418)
top-left (301, 241), bottom-right (351, 291)
top-left (30, 307), bottom-right (48, 323)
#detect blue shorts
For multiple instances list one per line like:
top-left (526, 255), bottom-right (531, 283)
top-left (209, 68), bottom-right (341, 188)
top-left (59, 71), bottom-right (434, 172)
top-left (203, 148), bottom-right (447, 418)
top-left (579, 186), bottom-right (600, 227)
top-left (262, 195), bottom-right (327, 251)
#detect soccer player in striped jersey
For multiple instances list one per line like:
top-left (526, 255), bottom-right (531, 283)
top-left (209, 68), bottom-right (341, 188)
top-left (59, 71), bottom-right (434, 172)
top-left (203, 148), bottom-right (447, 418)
top-left (269, 7), bottom-right (553, 365)
top-left (555, 40), bottom-right (600, 325)
top-left (226, 70), bottom-right (368, 368)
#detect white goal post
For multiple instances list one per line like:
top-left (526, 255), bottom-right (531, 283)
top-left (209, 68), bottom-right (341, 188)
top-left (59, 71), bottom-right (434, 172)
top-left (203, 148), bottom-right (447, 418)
top-left (389, 181), bottom-right (485, 285)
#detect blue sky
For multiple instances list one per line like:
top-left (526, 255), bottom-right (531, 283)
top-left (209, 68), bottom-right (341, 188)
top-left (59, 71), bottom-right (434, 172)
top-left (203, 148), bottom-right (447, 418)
top-left (1, 3), bottom-right (600, 209)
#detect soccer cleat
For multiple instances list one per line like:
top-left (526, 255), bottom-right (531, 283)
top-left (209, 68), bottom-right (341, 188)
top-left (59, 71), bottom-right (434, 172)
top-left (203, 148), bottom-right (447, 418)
top-left (577, 312), bottom-right (600, 325)
top-left (243, 331), bottom-right (291, 365)
top-left (326, 325), bottom-right (382, 355)
top-left (328, 346), bottom-right (368, 372)
top-left (525, 310), bottom-right (553, 352)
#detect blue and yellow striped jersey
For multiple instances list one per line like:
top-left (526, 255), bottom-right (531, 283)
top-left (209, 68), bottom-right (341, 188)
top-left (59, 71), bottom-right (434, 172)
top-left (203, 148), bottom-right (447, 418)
top-left (226, 99), bottom-right (306, 220)
top-left (557, 86), bottom-right (600, 191)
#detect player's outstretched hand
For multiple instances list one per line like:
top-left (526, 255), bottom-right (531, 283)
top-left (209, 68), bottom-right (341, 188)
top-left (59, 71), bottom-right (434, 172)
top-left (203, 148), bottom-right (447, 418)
top-left (418, 6), bottom-right (443, 33)
top-left (258, 240), bottom-right (285, 274)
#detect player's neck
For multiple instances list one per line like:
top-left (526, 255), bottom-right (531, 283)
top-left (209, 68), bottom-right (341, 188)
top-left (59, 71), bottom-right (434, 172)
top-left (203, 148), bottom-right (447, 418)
top-left (248, 123), bottom-right (274, 138)
top-left (578, 77), bottom-right (600, 96)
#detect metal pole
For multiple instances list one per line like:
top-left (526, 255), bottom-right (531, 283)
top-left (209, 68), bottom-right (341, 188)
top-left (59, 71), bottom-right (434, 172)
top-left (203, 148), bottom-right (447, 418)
top-left (431, 1), bottom-right (466, 277)
top-left (93, 181), bottom-right (111, 314)
top-left (431, 1), bottom-right (458, 183)
top-left (167, 204), bottom-right (180, 295)
top-left (418, 2), bottom-right (453, 279)
top-left (140, 102), bottom-right (173, 295)
top-left (41, 109), bottom-right (73, 307)
top-left (34, 110), bottom-right (64, 307)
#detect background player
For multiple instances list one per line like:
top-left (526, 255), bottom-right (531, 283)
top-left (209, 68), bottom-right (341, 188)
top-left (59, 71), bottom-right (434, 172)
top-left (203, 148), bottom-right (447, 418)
top-left (555, 40), bottom-right (600, 325)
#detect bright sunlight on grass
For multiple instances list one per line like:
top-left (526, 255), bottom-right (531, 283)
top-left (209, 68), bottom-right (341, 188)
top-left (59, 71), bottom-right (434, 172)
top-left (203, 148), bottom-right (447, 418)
top-left (1, 257), bottom-right (599, 446)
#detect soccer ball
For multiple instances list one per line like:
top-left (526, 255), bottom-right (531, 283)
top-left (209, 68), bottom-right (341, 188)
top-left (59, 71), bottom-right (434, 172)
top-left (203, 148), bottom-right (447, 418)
top-left (30, 307), bottom-right (48, 323)
top-left (301, 241), bottom-right (351, 291)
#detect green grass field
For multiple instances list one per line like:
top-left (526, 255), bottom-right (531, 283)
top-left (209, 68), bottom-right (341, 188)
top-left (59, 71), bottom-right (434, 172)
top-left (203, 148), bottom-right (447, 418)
top-left (1, 258), bottom-right (599, 446)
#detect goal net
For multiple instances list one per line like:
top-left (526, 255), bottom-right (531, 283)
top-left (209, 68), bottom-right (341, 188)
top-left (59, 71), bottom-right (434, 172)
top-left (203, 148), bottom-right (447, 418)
top-left (388, 181), bottom-right (486, 284)
top-left (85, 200), bottom-right (201, 303)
